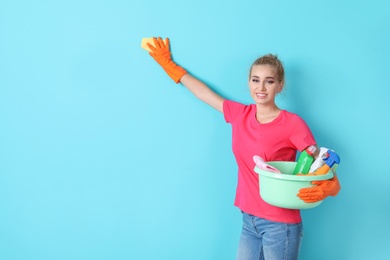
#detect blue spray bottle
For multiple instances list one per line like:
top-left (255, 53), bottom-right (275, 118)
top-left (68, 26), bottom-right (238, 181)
top-left (312, 150), bottom-right (340, 175)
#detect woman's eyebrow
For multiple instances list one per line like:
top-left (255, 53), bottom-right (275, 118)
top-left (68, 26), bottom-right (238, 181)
top-left (251, 75), bottom-right (275, 79)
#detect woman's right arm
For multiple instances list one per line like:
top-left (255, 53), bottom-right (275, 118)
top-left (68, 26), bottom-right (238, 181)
top-left (180, 73), bottom-right (225, 113)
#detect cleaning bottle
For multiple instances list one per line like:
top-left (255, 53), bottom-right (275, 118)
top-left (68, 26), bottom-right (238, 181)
top-left (292, 145), bottom-right (317, 175)
top-left (309, 147), bottom-right (329, 173)
top-left (312, 150), bottom-right (340, 175)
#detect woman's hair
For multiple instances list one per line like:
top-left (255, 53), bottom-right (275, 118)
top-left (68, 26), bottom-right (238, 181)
top-left (249, 54), bottom-right (285, 82)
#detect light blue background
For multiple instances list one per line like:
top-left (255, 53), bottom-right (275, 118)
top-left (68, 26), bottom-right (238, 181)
top-left (1, 0), bottom-right (389, 259)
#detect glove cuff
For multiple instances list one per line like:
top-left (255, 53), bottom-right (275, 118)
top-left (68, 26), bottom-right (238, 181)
top-left (164, 64), bottom-right (187, 83)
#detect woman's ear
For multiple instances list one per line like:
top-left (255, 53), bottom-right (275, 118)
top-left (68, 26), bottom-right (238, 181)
top-left (278, 80), bottom-right (284, 93)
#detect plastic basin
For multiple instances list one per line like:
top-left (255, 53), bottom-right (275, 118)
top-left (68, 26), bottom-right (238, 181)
top-left (254, 161), bottom-right (334, 209)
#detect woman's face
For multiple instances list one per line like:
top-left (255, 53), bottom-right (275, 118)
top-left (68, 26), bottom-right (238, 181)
top-left (248, 65), bottom-right (284, 105)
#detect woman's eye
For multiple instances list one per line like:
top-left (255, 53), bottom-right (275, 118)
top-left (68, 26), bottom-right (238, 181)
top-left (252, 79), bottom-right (259, 82)
top-left (266, 80), bottom-right (274, 84)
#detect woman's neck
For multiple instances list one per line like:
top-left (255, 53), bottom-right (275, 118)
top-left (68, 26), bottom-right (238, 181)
top-left (255, 104), bottom-right (281, 124)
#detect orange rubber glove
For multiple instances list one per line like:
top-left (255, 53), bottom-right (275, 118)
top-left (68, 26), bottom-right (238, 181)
top-left (147, 37), bottom-right (187, 83)
top-left (297, 174), bottom-right (341, 203)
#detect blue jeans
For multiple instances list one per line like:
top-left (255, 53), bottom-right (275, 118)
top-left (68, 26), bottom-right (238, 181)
top-left (237, 212), bottom-right (303, 260)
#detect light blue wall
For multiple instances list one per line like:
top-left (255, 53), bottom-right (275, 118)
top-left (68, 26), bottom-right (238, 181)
top-left (1, 0), bottom-right (389, 259)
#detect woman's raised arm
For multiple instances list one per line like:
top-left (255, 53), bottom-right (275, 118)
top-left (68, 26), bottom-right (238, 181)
top-left (180, 73), bottom-right (224, 113)
top-left (146, 37), bottom-right (225, 113)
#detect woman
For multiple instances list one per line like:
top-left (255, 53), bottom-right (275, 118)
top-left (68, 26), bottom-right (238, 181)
top-left (145, 37), bottom-right (340, 260)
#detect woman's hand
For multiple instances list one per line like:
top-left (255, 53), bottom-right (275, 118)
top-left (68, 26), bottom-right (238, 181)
top-left (297, 174), bottom-right (341, 203)
top-left (146, 37), bottom-right (187, 83)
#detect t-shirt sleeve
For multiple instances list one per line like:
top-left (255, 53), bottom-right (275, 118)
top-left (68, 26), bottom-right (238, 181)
top-left (223, 100), bottom-right (246, 124)
top-left (289, 114), bottom-right (316, 151)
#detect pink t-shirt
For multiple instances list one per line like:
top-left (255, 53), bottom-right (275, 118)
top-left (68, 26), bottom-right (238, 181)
top-left (223, 100), bottom-right (316, 223)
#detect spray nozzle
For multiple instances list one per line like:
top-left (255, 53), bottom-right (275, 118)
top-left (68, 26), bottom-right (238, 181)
top-left (323, 150), bottom-right (340, 168)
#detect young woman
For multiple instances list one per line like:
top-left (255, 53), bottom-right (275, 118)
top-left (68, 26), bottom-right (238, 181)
top-left (145, 37), bottom-right (340, 260)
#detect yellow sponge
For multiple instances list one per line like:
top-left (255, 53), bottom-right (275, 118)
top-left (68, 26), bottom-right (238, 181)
top-left (141, 38), bottom-right (155, 52)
